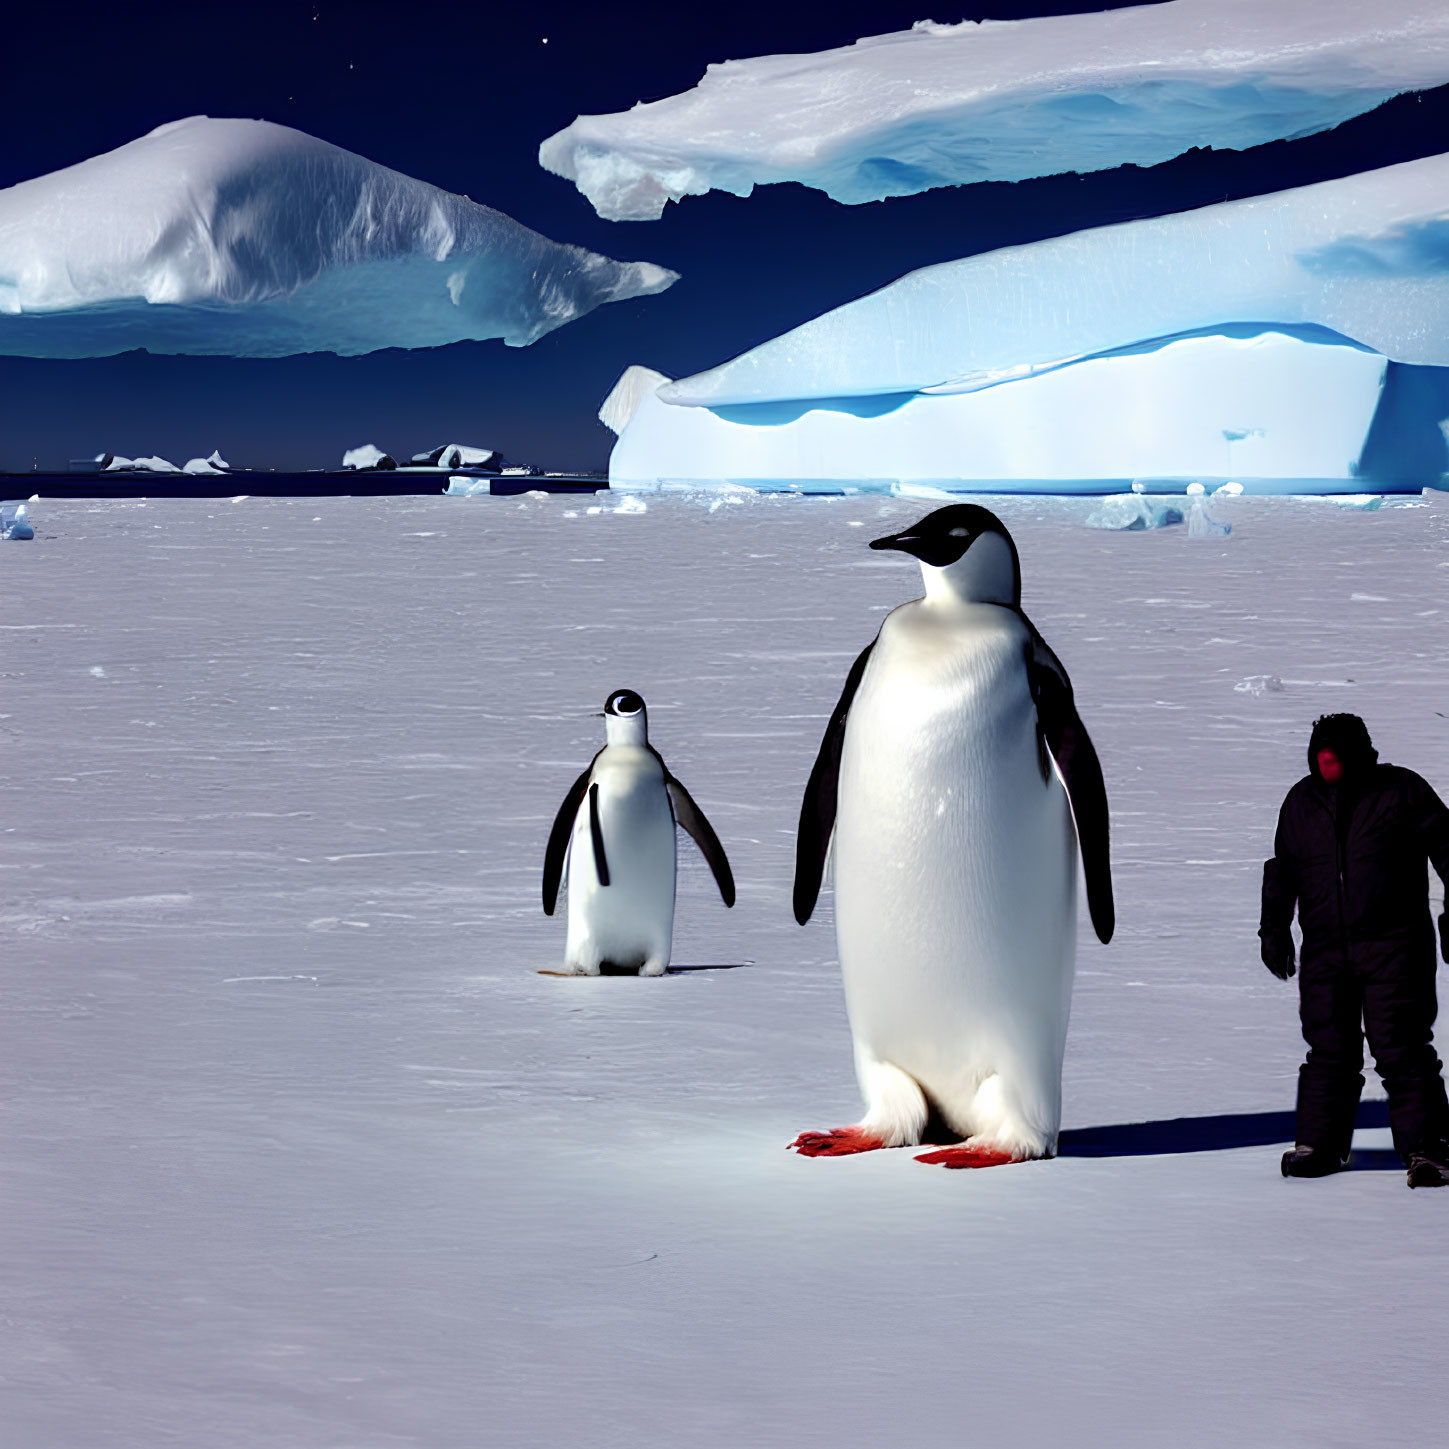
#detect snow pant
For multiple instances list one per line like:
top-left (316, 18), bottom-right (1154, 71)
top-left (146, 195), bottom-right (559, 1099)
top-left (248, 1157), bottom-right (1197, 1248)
top-left (1296, 942), bottom-right (1449, 1161)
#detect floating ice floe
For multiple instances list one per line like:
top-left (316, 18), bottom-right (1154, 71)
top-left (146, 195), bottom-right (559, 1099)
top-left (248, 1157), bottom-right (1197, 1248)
top-left (444, 477), bottom-right (492, 496)
top-left (0, 116), bottom-right (678, 358)
top-left (2, 501), bottom-right (35, 540)
top-left (541, 0), bottom-right (1449, 219)
top-left (342, 444), bottom-right (396, 471)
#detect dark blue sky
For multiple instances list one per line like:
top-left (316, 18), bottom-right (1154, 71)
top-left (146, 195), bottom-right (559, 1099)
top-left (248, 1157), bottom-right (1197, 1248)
top-left (3, 0), bottom-right (1447, 473)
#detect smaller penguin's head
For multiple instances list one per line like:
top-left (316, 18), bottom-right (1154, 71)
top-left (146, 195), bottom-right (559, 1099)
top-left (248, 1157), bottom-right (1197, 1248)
top-left (870, 505), bottom-right (1021, 606)
top-left (602, 688), bottom-right (648, 745)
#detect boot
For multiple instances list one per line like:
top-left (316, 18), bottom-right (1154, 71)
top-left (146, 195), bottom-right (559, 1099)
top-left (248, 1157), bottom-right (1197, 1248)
top-left (1281, 1145), bottom-right (1351, 1178)
top-left (1405, 1144), bottom-right (1449, 1189)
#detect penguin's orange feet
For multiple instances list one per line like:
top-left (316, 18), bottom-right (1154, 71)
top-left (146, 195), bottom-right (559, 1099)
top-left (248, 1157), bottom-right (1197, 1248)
top-left (789, 1127), bottom-right (886, 1157)
top-left (914, 1145), bottom-right (1018, 1169)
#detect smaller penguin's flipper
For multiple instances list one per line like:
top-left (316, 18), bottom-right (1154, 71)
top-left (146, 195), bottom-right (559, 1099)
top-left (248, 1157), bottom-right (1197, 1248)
top-left (793, 640), bottom-right (876, 925)
top-left (542, 767), bottom-right (593, 915)
top-left (1026, 628), bottom-right (1115, 945)
top-left (588, 783), bottom-right (611, 888)
top-left (666, 779), bottom-right (735, 907)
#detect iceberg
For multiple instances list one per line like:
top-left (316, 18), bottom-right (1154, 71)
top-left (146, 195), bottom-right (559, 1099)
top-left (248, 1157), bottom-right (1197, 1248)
top-left (410, 443), bottom-right (497, 470)
top-left (540, 0), bottom-right (1449, 220)
top-left (609, 329), bottom-right (1445, 492)
top-left (342, 444), bottom-right (396, 471)
top-left (0, 116), bottom-right (678, 359)
top-left (662, 152), bottom-right (1449, 408)
top-left (104, 454), bottom-right (181, 473)
top-left (182, 450), bottom-right (231, 475)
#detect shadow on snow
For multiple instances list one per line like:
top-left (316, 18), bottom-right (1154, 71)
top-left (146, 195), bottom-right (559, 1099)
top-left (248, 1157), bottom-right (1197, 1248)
top-left (1060, 1098), bottom-right (1399, 1169)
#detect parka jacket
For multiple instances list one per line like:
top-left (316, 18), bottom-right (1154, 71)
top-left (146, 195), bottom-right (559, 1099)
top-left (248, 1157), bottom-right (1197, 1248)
top-left (1261, 764), bottom-right (1449, 968)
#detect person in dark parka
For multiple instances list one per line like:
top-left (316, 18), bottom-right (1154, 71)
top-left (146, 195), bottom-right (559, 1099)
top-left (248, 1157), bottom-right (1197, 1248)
top-left (1260, 714), bottom-right (1449, 1187)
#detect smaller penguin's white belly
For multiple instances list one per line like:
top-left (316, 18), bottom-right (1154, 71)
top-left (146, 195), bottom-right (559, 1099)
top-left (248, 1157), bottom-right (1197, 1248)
top-left (833, 604), bottom-right (1077, 1132)
top-left (566, 751), bottom-right (676, 968)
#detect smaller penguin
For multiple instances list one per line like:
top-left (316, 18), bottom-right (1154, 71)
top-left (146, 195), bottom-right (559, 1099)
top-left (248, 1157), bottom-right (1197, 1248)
top-left (543, 690), bottom-right (735, 975)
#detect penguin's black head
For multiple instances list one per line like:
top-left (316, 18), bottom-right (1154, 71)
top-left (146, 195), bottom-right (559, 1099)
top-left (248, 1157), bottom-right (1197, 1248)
top-left (604, 689), bottom-right (646, 718)
top-left (870, 505), bottom-right (1021, 604)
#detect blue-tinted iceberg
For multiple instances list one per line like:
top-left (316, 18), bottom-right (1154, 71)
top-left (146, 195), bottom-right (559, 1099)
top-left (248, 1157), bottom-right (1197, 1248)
top-left (609, 329), bottom-right (1408, 492)
top-left (541, 0), bottom-right (1449, 220)
top-left (662, 153), bottom-right (1449, 408)
top-left (0, 117), bottom-right (677, 358)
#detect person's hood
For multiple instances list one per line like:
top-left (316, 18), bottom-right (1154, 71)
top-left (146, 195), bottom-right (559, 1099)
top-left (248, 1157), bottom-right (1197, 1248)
top-left (1307, 713), bottom-right (1379, 783)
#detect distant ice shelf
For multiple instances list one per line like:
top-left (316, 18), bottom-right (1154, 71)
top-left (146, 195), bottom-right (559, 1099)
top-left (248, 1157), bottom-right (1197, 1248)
top-left (541, 0), bottom-right (1449, 219)
top-left (0, 116), bottom-right (677, 358)
top-left (608, 329), bottom-right (1449, 493)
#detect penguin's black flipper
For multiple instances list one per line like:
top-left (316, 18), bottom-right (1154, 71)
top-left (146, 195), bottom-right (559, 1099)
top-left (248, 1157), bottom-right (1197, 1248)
top-left (793, 640), bottom-right (876, 926)
top-left (588, 783), bottom-right (611, 888)
top-left (667, 779), bottom-right (736, 907)
top-left (542, 766), bottom-right (593, 915)
top-left (1025, 628), bottom-right (1115, 945)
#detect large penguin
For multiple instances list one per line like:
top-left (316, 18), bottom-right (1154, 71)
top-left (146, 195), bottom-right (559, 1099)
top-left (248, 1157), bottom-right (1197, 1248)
top-left (791, 505), bottom-right (1113, 1166)
top-left (543, 689), bottom-right (735, 975)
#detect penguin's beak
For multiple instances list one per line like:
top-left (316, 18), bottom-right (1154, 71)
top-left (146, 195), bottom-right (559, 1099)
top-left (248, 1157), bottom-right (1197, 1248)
top-left (869, 528), bottom-right (926, 558)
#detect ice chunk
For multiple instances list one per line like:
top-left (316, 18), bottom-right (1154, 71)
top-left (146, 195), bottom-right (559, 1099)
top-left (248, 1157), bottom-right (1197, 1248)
top-left (540, 0), bottom-right (1449, 220)
top-left (611, 330), bottom-right (1394, 491)
top-left (1186, 486), bottom-right (1232, 538)
top-left (1235, 675), bottom-right (1285, 696)
top-left (342, 444), bottom-right (396, 471)
top-left (0, 116), bottom-right (678, 359)
top-left (661, 153), bottom-right (1449, 409)
top-left (410, 443), bottom-right (497, 470)
top-left (2, 502), bottom-right (34, 540)
top-left (1084, 495), bottom-right (1184, 531)
top-left (599, 366), bottom-right (672, 435)
top-left (444, 477), bottom-right (492, 496)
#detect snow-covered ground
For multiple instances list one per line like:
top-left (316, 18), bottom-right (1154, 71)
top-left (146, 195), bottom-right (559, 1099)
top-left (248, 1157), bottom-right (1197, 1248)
top-left (4, 490), bottom-right (1448, 1449)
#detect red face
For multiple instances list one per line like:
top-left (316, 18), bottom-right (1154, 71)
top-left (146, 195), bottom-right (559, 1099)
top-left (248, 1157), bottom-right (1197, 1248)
top-left (1316, 749), bottom-right (1345, 784)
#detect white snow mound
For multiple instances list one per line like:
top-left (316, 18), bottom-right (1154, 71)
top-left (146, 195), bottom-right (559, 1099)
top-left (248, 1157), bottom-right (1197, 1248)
top-left (0, 116), bottom-right (678, 358)
top-left (662, 152), bottom-right (1449, 407)
top-left (540, 0), bottom-right (1449, 219)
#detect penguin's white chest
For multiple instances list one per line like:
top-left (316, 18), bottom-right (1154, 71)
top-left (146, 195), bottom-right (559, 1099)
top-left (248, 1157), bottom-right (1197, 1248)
top-left (565, 747), bottom-right (677, 971)
top-left (832, 601), bottom-right (1078, 1136)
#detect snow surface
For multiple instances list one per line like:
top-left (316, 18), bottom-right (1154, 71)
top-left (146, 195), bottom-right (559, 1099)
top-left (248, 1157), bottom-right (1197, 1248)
top-left (0, 117), bottom-right (677, 358)
top-left (540, 0), bottom-right (1449, 219)
top-left (662, 152), bottom-right (1449, 407)
top-left (611, 328), bottom-right (1396, 490)
top-left (4, 491), bottom-right (1449, 1448)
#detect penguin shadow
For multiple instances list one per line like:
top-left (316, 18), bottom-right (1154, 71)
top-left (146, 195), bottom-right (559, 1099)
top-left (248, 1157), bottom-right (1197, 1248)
top-left (1057, 1098), bottom-right (1401, 1170)
top-left (536, 963), bottom-right (753, 978)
